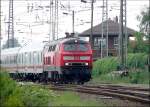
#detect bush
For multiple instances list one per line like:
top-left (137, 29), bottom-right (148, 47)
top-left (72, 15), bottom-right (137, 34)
top-left (92, 53), bottom-right (149, 77)
top-left (129, 70), bottom-right (149, 84)
top-left (21, 85), bottom-right (55, 107)
top-left (92, 57), bottom-right (119, 76)
top-left (0, 72), bottom-right (23, 107)
top-left (92, 69), bottom-right (149, 84)
top-left (0, 71), bottom-right (55, 107)
top-left (127, 53), bottom-right (148, 69)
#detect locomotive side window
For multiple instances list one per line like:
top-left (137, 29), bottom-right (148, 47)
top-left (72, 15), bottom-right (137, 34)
top-left (48, 45), bottom-right (56, 52)
top-left (48, 57), bottom-right (51, 64)
top-left (53, 45), bottom-right (56, 51)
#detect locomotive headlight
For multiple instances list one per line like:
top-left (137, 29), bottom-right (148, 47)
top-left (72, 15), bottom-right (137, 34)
top-left (85, 63), bottom-right (88, 66)
top-left (65, 63), bottom-right (69, 66)
top-left (63, 56), bottom-right (74, 60)
top-left (80, 56), bottom-right (90, 60)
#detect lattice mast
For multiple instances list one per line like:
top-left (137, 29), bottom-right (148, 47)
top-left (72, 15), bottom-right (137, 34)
top-left (101, 0), bottom-right (108, 58)
top-left (49, 0), bottom-right (58, 41)
top-left (8, 0), bottom-right (14, 48)
top-left (119, 0), bottom-right (127, 68)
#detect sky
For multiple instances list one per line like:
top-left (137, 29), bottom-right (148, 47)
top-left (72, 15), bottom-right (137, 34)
top-left (1, 0), bottom-right (149, 46)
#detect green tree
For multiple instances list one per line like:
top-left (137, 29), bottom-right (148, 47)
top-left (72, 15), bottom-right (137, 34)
top-left (128, 7), bottom-right (149, 53)
top-left (128, 32), bottom-right (149, 53)
top-left (2, 38), bottom-right (21, 49)
top-left (137, 7), bottom-right (150, 37)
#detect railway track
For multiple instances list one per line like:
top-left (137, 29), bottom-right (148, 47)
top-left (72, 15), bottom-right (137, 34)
top-left (48, 84), bottom-right (150, 104)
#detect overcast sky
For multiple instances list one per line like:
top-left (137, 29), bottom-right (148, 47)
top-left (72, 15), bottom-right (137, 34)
top-left (1, 0), bottom-right (149, 45)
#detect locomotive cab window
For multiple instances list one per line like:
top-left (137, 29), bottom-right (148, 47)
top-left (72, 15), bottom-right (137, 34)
top-left (64, 43), bottom-right (89, 51)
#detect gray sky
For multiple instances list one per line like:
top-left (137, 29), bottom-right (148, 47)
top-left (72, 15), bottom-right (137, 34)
top-left (1, 0), bottom-right (149, 45)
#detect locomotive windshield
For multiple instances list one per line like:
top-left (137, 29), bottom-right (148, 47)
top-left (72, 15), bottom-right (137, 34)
top-left (64, 43), bottom-right (89, 51)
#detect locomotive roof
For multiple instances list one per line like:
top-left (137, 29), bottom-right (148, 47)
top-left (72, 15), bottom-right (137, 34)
top-left (45, 37), bottom-right (88, 46)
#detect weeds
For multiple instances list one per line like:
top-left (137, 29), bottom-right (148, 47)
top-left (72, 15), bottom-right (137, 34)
top-left (92, 53), bottom-right (149, 84)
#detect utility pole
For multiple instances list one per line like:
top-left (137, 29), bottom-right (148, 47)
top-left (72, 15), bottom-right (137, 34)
top-left (90, 0), bottom-right (94, 49)
top-left (81, 0), bottom-right (95, 48)
top-left (8, 0), bottom-right (14, 48)
top-left (119, 0), bottom-right (127, 69)
top-left (101, 0), bottom-right (108, 58)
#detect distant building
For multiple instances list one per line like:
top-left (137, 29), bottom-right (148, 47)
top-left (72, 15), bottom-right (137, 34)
top-left (79, 19), bottom-right (136, 58)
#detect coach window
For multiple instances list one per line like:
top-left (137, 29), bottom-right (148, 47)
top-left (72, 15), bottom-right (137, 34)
top-left (5, 56), bottom-right (7, 65)
top-left (14, 55), bottom-right (17, 64)
top-left (29, 52), bottom-right (31, 64)
top-left (6, 56), bottom-right (8, 65)
top-left (33, 52), bottom-right (37, 64)
top-left (20, 54), bottom-right (22, 65)
top-left (38, 52), bottom-right (40, 64)
top-left (25, 53), bottom-right (27, 64)
top-left (40, 52), bottom-right (42, 63)
top-left (37, 52), bottom-right (40, 64)
top-left (18, 54), bottom-right (20, 65)
top-left (30, 52), bottom-right (33, 65)
top-left (9, 56), bottom-right (11, 64)
top-left (22, 53), bottom-right (23, 65)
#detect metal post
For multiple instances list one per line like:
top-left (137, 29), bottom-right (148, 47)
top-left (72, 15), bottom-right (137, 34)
top-left (8, 0), bottom-right (14, 48)
top-left (124, 0), bottom-right (127, 67)
top-left (49, 0), bottom-right (51, 42)
top-left (101, 0), bottom-right (108, 58)
top-left (101, 2), bottom-right (104, 58)
top-left (90, 0), bottom-right (94, 49)
top-left (106, 0), bottom-right (108, 57)
top-left (119, 0), bottom-right (127, 69)
top-left (72, 10), bottom-right (74, 33)
top-left (119, 0), bottom-right (124, 68)
top-left (0, 0), bottom-right (1, 69)
top-left (56, 0), bottom-right (58, 40)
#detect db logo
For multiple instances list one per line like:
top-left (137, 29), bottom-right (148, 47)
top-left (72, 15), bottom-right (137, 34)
top-left (74, 56), bottom-right (79, 60)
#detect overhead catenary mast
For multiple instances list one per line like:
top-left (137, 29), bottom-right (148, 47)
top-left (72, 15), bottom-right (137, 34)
top-left (101, 0), bottom-right (108, 58)
top-left (119, 0), bottom-right (127, 69)
top-left (49, 0), bottom-right (58, 41)
top-left (8, 0), bottom-right (14, 48)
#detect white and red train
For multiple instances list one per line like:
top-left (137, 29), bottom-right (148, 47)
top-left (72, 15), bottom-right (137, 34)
top-left (1, 37), bottom-right (93, 83)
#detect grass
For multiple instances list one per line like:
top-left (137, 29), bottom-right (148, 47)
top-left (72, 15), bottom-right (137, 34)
top-left (52, 91), bottom-right (101, 106)
top-left (91, 69), bottom-right (149, 85)
top-left (92, 53), bottom-right (149, 85)
top-left (0, 71), bottom-right (103, 107)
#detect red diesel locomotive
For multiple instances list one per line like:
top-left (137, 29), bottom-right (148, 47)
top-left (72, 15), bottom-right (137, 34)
top-left (43, 37), bottom-right (93, 83)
